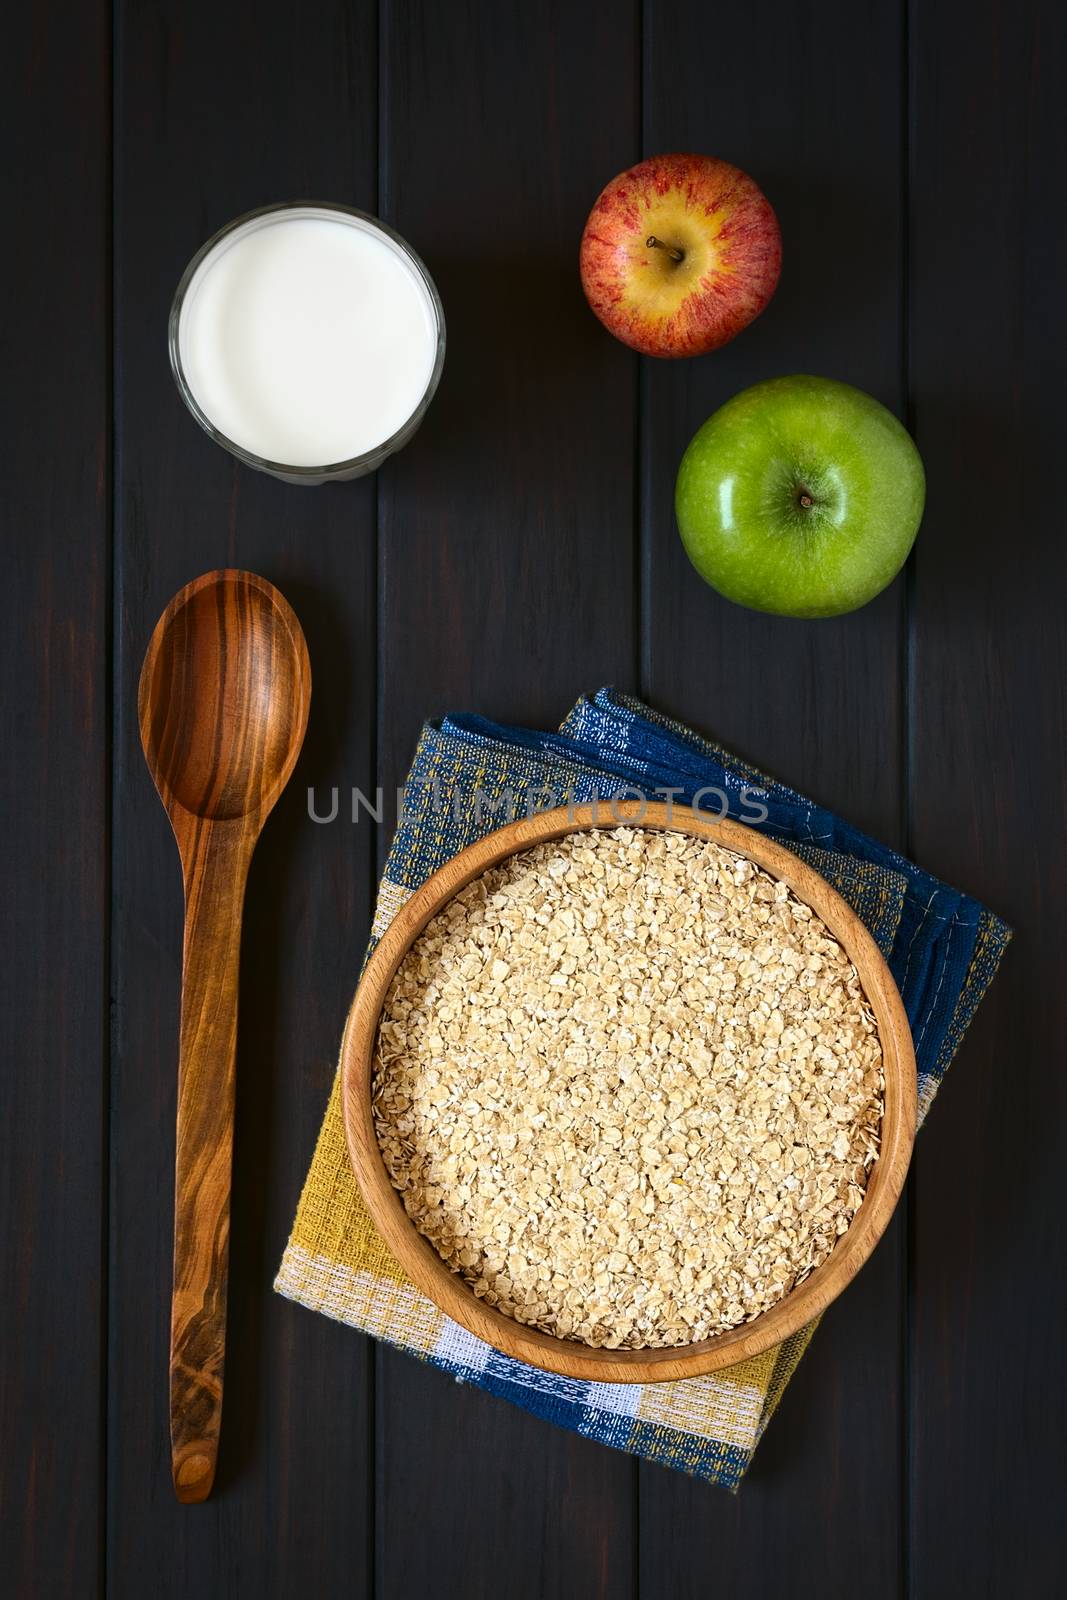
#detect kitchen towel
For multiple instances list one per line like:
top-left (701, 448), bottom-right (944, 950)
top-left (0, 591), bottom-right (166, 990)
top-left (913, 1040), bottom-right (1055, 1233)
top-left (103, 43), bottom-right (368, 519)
top-left (276, 688), bottom-right (1010, 1489)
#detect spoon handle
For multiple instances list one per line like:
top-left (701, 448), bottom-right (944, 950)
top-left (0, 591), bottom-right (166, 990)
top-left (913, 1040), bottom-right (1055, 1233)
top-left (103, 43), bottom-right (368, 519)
top-left (170, 818), bottom-right (252, 1503)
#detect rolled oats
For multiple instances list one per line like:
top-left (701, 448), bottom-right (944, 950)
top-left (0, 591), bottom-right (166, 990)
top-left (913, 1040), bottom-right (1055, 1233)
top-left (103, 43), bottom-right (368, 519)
top-left (372, 827), bottom-right (884, 1349)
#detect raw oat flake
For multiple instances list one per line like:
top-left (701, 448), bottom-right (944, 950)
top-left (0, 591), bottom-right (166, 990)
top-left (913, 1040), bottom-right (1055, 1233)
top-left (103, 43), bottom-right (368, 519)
top-left (372, 827), bottom-right (883, 1350)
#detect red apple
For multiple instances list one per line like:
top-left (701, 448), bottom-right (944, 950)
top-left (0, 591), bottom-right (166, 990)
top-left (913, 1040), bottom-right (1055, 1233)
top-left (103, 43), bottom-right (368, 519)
top-left (579, 153), bottom-right (781, 358)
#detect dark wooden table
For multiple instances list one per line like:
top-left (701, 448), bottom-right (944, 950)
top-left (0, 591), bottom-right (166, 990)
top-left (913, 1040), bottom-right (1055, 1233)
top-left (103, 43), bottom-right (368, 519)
top-left (5, 1), bottom-right (1065, 1595)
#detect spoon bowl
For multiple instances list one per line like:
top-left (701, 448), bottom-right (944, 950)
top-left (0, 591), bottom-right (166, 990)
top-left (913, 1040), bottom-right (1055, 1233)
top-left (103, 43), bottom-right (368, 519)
top-left (139, 569), bottom-right (310, 1503)
top-left (139, 570), bottom-right (309, 823)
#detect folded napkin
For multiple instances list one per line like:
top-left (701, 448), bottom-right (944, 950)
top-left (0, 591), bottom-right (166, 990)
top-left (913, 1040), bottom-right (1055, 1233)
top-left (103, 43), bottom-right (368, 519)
top-left (276, 689), bottom-right (1009, 1489)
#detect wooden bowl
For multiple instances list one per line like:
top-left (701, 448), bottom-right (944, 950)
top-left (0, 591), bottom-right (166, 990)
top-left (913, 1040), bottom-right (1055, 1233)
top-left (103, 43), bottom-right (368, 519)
top-left (340, 803), bottom-right (915, 1382)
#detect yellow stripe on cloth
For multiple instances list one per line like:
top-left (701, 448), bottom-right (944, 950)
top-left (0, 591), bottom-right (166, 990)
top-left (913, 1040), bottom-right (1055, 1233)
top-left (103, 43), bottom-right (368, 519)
top-left (635, 1369), bottom-right (768, 1451)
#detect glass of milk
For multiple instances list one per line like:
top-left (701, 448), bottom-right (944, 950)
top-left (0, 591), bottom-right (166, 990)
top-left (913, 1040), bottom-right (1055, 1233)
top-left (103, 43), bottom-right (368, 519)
top-left (169, 203), bottom-right (446, 484)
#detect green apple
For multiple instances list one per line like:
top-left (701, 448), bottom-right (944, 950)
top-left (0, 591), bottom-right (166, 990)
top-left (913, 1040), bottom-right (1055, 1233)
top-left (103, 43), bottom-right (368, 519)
top-left (675, 375), bottom-right (925, 618)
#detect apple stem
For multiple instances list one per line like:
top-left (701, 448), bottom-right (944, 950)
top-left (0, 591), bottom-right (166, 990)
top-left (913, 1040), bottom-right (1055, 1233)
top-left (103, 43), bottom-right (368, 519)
top-left (646, 235), bottom-right (685, 263)
top-left (799, 494), bottom-right (814, 509)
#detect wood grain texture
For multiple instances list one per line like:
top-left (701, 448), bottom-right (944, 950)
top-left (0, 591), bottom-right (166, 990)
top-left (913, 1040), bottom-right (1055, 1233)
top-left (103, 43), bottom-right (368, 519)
top-left (374, 2), bottom-right (641, 1595)
top-left (0, 1), bottom-right (110, 1593)
top-left (109, 0), bottom-right (378, 1590)
top-left (636, 3), bottom-right (910, 1596)
top-left (342, 803), bottom-right (915, 1382)
top-left (908, 1), bottom-right (1067, 1593)
top-left (6, 0), bottom-right (1065, 1593)
top-left (139, 570), bottom-right (311, 1500)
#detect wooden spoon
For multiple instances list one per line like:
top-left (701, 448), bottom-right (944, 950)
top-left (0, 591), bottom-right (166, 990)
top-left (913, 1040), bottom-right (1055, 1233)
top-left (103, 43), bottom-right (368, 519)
top-left (139, 569), bottom-right (311, 1503)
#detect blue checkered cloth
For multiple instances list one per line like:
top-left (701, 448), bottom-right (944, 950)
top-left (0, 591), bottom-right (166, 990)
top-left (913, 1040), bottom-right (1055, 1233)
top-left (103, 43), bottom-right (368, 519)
top-left (277, 688), bottom-right (1010, 1487)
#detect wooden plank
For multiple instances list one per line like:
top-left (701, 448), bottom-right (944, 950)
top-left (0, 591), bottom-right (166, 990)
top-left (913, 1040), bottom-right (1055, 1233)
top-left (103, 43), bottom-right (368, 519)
top-left (637, 1), bottom-right (907, 1592)
top-left (0, 4), bottom-right (109, 1596)
top-left (908, 2), bottom-right (1067, 1593)
top-left (108, 2), bottom-right (377, 1592)
top-left (375, 2), bottom-right (640, 1595)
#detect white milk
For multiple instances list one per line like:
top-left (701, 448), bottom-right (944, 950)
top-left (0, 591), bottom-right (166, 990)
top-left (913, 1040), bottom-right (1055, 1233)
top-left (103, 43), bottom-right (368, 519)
top-left (178, 213), bottom-right (439, 467)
